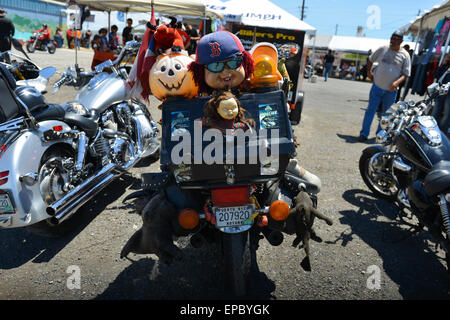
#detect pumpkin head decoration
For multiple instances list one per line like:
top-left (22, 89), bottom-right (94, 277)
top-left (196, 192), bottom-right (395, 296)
top-left (150, 50), bottom-right (199, 101)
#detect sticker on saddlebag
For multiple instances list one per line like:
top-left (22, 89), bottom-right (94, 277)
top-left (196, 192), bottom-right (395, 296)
top-left (171, 111), bottom-right (190, 136)
top-left (258, 104), bottom-right (280, 129)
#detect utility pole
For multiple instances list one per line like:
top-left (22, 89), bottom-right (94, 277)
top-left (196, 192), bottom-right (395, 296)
top-left (335, 24), bottom-right (338, 35)
top-left (301, 0), bottom-right (305, 20)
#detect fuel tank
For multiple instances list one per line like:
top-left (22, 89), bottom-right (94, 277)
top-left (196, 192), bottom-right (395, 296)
top-left (76, 73), bottom-right (130, 114)
top-left (396, 126), bottom-right (450, 172)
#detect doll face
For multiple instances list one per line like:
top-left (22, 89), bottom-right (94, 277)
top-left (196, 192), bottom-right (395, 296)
top-left (204, 58), bottom-right (246, 90)
top-left (217, 97), bottom-right (239, 120)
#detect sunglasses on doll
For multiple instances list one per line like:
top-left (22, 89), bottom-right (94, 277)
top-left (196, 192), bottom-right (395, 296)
top-left (205, 56), bottom-right (243, 73)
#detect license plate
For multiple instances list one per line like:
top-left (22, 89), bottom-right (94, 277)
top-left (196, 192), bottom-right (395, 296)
top-left (213, 205), bottom-right (254, 228)
top-left (0, 193), bottom-right (14, 214)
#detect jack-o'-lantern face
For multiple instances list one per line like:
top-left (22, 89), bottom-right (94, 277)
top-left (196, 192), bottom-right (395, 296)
top-left (150, 52), bottom-right (199, 101)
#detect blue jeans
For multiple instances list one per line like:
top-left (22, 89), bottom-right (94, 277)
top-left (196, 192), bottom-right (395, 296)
top-left (324, 62), bottom-right (333, 80)
top-left (360, 83), bottom-right (397, 138)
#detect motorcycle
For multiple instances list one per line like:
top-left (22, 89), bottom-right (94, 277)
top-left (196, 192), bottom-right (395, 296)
top-left (0, 50), bottom-right (56, 94)
top-left (26, 31), bottom-right (57, 54)
top-left (121, 86), bottom-right (332, 296)
top-left (0, 55), bottom-right (159, 236)
top-left (359, 80), bottom-right (450, 272)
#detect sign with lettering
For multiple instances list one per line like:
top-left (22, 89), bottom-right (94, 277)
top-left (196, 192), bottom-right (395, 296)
top-left (231, 24), bottom-right (305, 51)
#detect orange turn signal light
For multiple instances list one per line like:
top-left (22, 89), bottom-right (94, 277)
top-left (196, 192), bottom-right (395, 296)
top-left (269, 200), bottom-right (290, 221)
top-left (178, 208), bottom-right (199, 230)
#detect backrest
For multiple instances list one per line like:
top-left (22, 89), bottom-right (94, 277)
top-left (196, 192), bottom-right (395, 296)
top-left (0, 63), bottom-right (21, 124)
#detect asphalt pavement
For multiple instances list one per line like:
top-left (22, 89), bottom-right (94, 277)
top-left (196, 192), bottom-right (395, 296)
top-left (0, 48), bottom-right (449, 301)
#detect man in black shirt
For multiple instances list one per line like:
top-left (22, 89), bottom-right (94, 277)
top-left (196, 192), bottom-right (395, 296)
top-left (184, 23), bottom-right (199, 56)
top-left (122, 18), bottom-right (133, 45)
top-left (0, 8), bottom-right (15, 53)
top-left (323, 49), bottom-right (335, 81)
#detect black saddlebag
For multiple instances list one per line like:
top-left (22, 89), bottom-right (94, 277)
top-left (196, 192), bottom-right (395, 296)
top-left (160, 90), bottom-right (296, 188)
top-left (0, 63), bottom-right (21, 124)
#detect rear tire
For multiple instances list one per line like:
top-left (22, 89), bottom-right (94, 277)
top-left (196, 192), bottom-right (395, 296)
top-left (222, 231), bottom-right (255, 297)
top-left (26, 146), bottom-right (80, 237)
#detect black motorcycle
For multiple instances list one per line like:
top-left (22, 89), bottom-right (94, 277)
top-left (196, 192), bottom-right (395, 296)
top-left (359, 81), bottom-right (450, 272)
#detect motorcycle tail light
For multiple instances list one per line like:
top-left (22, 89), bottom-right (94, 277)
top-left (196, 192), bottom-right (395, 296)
top-left (211, 186), bottom-right (250, 207)
top-left (178, 208), bottom-right (199, 230)
top-left (269, 200), bottom-right (290, 221)
top-left (0, 171), bottom-right (9, 186)
top-left (53, 126), bottom-right (63, 132)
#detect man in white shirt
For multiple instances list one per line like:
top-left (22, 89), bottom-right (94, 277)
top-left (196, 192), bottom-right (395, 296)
top-left (358, 31), bottom-right (411, 142)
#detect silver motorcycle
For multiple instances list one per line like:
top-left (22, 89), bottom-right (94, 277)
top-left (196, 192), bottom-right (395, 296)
top-left (0, 52), bottom-right (159, 236)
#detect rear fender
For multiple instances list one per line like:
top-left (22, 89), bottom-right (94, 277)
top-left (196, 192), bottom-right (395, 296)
top-left (0, 120), bottom-right (74, 228)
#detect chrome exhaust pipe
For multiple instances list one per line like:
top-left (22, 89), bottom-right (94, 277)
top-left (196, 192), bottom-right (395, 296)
top-left (46, 162), bottom-right (117, 224)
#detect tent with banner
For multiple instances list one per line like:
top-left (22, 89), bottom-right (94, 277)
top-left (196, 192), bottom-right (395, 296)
top-left (209, 0), bottom-right (317, 124)
top-left (209, 0), bottom-right (316, 35)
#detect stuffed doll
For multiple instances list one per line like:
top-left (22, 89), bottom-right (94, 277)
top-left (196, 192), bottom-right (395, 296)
top-left (202, 90), bottom-right (255, 133)
top-left (127, 23), bottom-right (187, 101)
top-left (188, 31), bottom-right (255, 95)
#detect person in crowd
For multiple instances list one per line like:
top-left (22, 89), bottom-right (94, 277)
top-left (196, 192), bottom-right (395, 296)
top-left (66, 28), bottom-right (73, 48)
top-left (122, 18), bottom-right (134, 45)
top-left (108, 25), bottom-right (119, 51)
top-left (395, 44), bottom-right (413, 102)
top-left (347, 62), bottom-right (356, 80)
top-left (98, 28), bottom-right (109, 51)
top-left (184, 23), bottom-right (200, 56)
top-left (84, 29), bottom-right (92, 48)
top-left (323, 49), bottom-right (335, 81)
top-left (0, 8), bottom-right (15, 54)
top-left (54, 26), bottom-right (63, 48)
top-left (74, 29), bottom-right (81, 49)
top-left (91, 34), bottom-right (102, 51)
top-left (176, 22), bottom-right (190, 49)
top-left (431, 52), bottom-right (450, 137)
top-left (37, 24), bottom-right (51, 46)
top-left (358, 31), bottom-right (411, 142)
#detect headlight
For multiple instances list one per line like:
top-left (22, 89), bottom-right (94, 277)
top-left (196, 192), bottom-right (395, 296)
top-left (376, 130), bottom-right (388, 144)
top-left (379, 115), bottom-right (390, 130)
top-left (63, 102), bottom-right (89, 116)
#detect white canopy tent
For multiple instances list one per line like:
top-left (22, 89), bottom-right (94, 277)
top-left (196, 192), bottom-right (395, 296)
top-left (209, 0), bottom-right (316, 35)
top-left (327, 36), bottom-right (415, 54)
top-left (73, 0), bottom-right (223, 18)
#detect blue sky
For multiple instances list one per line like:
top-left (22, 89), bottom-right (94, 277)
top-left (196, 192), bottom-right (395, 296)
top-left (270, 0), bottom-right (445, 40)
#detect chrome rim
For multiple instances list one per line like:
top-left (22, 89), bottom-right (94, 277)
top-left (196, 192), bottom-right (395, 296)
top-left (365, 152), bottom-right (398, 197)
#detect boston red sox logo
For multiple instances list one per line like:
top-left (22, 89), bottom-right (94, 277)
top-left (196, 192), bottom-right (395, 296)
top-left (209, 42), bottom-right (221, 57)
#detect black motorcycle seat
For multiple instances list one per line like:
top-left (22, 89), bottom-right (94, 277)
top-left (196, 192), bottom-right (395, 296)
top-left (32, 103), bottom-right (65, 122)
top-left (63, 112), bottom-right (98, 138)
top-left (423, 160), bottom-right (450, 197)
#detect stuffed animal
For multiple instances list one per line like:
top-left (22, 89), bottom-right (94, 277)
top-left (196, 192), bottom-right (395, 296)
top-left (188, 31), bottom-right (254, 95)
top-left (202, 90), bottom-right (255, 133)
